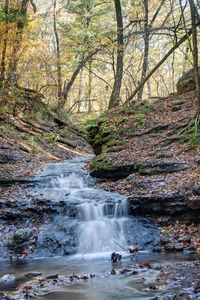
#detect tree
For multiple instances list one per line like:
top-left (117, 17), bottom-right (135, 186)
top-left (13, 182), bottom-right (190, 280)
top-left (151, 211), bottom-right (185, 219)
top-left (8, 0), bottom-right (36, 85)
top-left (188, 0), bottom-right (200, 112)
top-left (137, 0), bottom-right (166, 100)
top-left (0, 0), bottom-right (9, 88)
top-left (126, 20), bottom-right (200, 103)
top-left (58, 0), bottom-right (113, 109)
top-left (108, 0), bottom-right (124, 109)
top-left (53, 0), bottom-right (62, 103)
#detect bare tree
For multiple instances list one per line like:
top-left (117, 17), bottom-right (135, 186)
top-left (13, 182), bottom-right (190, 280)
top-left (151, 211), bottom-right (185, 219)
top-left (126, 20), bottom-right (200, 103)
top-left (138, 0), bottom-right (166, 100)
top-left (108, 0), bottom-right (124, 109)
top-left (188, 0), bottom-right (200, 112)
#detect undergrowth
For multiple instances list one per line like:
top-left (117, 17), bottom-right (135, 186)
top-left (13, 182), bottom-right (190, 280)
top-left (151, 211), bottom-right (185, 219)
top-left (179, 113), bottom-right (200, 150)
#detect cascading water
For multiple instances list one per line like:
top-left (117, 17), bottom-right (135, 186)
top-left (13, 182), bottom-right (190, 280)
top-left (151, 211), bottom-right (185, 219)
top-left (34, 157), bottom-right (160, 257)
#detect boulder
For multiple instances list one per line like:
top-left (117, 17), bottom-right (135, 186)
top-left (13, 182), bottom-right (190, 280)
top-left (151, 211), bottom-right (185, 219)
top-left (176, 67), bottom-right (200, 94)
top-left (13, 228), bottom-right (34, 244)
top-left (7, 228), bottom-right (35, 256)
top-left (0, 274), bottom-right (15, 284)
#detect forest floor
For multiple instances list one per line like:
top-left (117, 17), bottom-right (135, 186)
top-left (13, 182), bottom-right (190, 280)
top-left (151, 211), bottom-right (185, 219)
top-left (87, 90), bottom-right (200, 254)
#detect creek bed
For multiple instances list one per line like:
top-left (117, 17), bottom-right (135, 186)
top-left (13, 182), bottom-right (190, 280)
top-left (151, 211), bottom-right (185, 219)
top-left (0, 157), bottom-right (199, 299)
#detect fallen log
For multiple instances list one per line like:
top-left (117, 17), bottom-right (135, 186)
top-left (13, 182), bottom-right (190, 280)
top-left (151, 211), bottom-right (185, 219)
top-left (57, 136), bottom-right (77, 148)
top-left (20, 118), bottom-right (49, 132)
top-left (12, 120), bottom-right (77, 149)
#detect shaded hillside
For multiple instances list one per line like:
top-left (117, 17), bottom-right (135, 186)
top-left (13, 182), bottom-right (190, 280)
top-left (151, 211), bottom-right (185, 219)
top-left (0, 86), bottom-right (92, 181)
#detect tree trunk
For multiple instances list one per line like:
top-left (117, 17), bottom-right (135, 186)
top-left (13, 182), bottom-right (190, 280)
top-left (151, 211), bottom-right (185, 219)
top-left (78, 67), bottom-right (84, 113)
top-left (108, 0), bottom-right (124, 109)
top-left (53, 0), bottom-right (62, 105)
top-left (171, 51), bottom-right (175, 93)
top-left (138, 0), bottom-right (149, 100)
top-left (188, 0), bottom-right (200, 112)
top-left (87, 59), bottom-right (92, 113)
top-left (0, 0), bottom-right (9, 88)
top-left (182, 44), bottom-right (189, 75)
top-left (58, 48), bottom-right (101, 109)
top-left (7, 0), bottom-right (29, 85)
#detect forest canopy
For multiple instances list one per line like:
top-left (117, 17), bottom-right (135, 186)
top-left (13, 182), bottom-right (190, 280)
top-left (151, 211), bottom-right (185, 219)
top-left (0, 0), bottom-right (200, 116)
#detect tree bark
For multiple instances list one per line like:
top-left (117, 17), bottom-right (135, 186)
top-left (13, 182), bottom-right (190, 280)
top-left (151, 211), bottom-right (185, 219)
top-left (182, 44), bottom-right (189, 75)
top-left (0, 0), bottom-right (9, 88)
top-left (108, 0), bottom-right (124, 109)
top-left (78, 66), bottom-right (84, 113)
top-left (87, 59), bottom-right (92, 113)
top-left (138, 0), bottom-right (149, 100)
top-left (58, 48), bottom-right (101, 109)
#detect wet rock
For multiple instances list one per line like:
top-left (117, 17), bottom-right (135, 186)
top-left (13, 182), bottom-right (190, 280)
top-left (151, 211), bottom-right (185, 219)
top-left (45, 274), bottom-right (58, 279)
top-left (0, 274), bottom-right (15, 284)
top-left (34, 217), bottom-right (78, 256)
top-left (188, 198), bottom-right (200, 210)
top-left (111, 252), bottom-right (122, 262)
top-left (173, 293), bottom-right (194, 300)
top-left (7, 228), bottom-right (35, 257)
top-left (173, 243), bottom-right (184, 251)
top-left (25, 272), bottom-right (42, 278)
top-left (122, 217), bottom-right (160, 250)
top-left (178, 236), bottom-right (191, 243)
top-left (193, 280), bottom-right (200, 292)
top-left (0, 293), bottom-right (11, 300)
top-left (185, 245), bottom-right (197, 251)
top-left (13, 228), bottom-right (34, 244)
top-left (111, 269), bottom-right (116, 275)
top-left (193, 186), bottom-right (200, 196)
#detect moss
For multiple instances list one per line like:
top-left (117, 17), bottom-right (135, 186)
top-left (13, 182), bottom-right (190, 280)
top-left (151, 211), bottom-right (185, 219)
top-left (133, 162), bottom-right (146, 174)
top-left (119, 107), bottom-right (135, 115)
top-left (129, 124), bottom-right (139, 133)
top-left (90, 156), bottom-right (113, 171)
top-left (114, 116), bottom-right (127, 126)
top-left (90, 155), bottom-right (124, 171)
top-left (105, 146), bottom-right (124, 153)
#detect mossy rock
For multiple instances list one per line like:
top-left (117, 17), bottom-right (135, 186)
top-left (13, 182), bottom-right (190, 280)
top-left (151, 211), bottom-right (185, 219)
top-left (176, 67), bottom-right (200, 94)
top-left (90, 155), bottom-right (124, 171)
top-left (172, 105), bottom-right (182, 112)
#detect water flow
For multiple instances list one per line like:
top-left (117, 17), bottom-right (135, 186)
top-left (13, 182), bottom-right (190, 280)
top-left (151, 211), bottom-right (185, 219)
top-left (55, 161), bottom-right (129, 254)
top-left (36, 157), bottom-right (160, 257)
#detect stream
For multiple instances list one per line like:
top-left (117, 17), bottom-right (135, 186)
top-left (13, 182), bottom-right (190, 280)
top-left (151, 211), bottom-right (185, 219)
top-left (0, 157), bottom-right (199, 299)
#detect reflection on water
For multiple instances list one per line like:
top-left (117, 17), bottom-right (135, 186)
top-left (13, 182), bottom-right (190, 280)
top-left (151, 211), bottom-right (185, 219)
top-left (0, 252), bottom-right (198, 299)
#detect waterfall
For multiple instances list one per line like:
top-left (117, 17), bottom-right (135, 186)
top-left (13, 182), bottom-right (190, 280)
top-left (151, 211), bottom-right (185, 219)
top-left (35, 157), bottom-right (160, 257)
